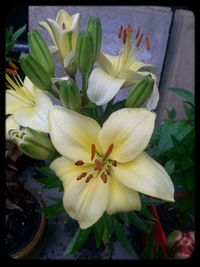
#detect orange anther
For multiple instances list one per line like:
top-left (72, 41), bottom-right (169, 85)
top-left (136, 33), bottom-right (143, 48)
top-left (106, 166), bottom-right (112, 176)
top-left (91, 144), bottom-right (96, 161)
top-left (126, 24), bottom-right (132, 36)
top-left (8, 60), bottom-right (18, 70)
top-left (75, 160), bottom-right (85, 166)
top-left (103, 144), bottom-right (114, 162)
top-left (135, 26), bottom-right (140, 39)
top-left (145, 36), bottom-right (150, 50)
top-left (118, 25), bottom-right (123, 39)
top-left (5, 68), bottom-right (17, 76)
top-left (112, 160), bottom-right (117, 167)
top-left (85, 174), bottom-right (94, 183)
top-left (123, 29), bottom-right (127, 44)
top-left (101, 172), bottom-right (108, 183)
top-left (77, 172), bottom-right (87, 180)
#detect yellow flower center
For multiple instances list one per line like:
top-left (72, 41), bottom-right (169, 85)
top-left (74, 143), bottom-right (117, 184)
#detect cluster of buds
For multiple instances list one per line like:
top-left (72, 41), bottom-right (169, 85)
top-left (167, 230), bottom-right (195, 259)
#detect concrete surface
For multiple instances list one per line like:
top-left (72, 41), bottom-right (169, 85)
top-left (29, 6), bottom-right (172, 102)
top-left (156, 9), bottom-right (195, 122)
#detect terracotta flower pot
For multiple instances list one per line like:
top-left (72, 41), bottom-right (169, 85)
top-left (9, 187), bottom-right (47, 259)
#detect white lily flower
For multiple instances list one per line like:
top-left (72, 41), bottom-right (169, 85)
top-left (6, 71), bottom-right (53, 133)
top-left (87, 25), bottom-right (159, 110)
top-left (39, 9), bottom-right (80, 72)
top-left (49, 106), bottom-right (174, 229)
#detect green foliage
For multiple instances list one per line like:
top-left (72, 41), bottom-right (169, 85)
top-left (6, 25), bottom-right (26, 59)
top-left (37, 199), bottom-right (65, 219)
top-left (64, 227), bottom-right (92, 255)
top-left (146, 88), bottom-right (195, 218)
top-left (35, 166), bottom-right (63, 191)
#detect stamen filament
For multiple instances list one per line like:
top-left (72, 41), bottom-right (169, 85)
top-left (103, 144), bottom-right (114, 161)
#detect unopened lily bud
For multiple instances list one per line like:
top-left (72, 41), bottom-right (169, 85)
top-left (125, 75), bottom-right (154, 108)
top-left (9, 128), bottom-right (57, 160)
top-left (87, 16), bottom-right (102, 61)
top-left (20, 53), bottom-right (52, 91)
top-left (28, 29), bottom-right (54, 76)
top-left (76, 31), bottom-right (94, 75)
top-left (59, 79), bottom-right (81, 112)
top-left (167, 230), bottom-right (195, 260)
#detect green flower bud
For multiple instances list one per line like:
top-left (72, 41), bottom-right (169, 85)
top-left (19, 53), bottom-right (52, 91)
top-left (87, 16), bottom-right (102, 61)
top-left (125, 75), bottom-right (154, 108)
top-left (76, 31), bottom-right (94, 75)
top-left (28, 29), bottom-right (54, 76)
top-left (59, 79), bottom-right (81, 112)
top-left (9, 127), bottom-right (57, 160)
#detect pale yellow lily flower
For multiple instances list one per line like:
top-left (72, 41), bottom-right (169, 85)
top-left (49, 106), bottom-right (174, 229)
top-left (87, 25), bottom-right (159, 110)
top-left (6, 72), bottom-right (53, 133)
top-left (39, 9), bottom-right (80, 73)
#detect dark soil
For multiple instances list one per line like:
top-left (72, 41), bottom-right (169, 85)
top-left (6, 189), bottom-right (42, 255)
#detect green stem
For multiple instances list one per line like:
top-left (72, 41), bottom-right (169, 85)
top-left (105, 97), bottom-right (115, 113)
top-left (82, 73), bottom-right (89, 106)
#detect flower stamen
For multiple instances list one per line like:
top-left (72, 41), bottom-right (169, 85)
top-left (103, 144), bottom-right (114, 161)
top-left (118, 25), bottom-right (123, 39)
top-left (135, 26), bottom-right (140, 39)
top-left (5, 68), bottom-right (17, 76)
top-left (112, 160), bottom-right (117, 167)
top-left (85, 174), bottom-right (94, 183)
top-left (101, 172), bottom-right (108, 183)
top-left (62, 23), bottom-right (66, 30)
top-left (91, 144), bottom-right (96, 161)
top-left (8, 60), bottom-right (18, 70)
top-left (75, 160), bottom-right (85, 166)
top-left (77, 172), bottom-right (87, 180)
top-left (145, 36), bottom-right (150, 50)
top-left (136, 33), bottom-right (143, 48)
top-left (123, 29), bottom-right (126, 44)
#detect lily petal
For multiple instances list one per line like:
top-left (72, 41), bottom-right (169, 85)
top-left (48, 45), bottom-right (58, 54)
top-left (113, 152), bottom-right (174, 202)
top-left (39, 21), bottom-right (57, 47)
top-left (56, 9), bottom-right (72, 29)
top-left (98, 108), bottom-right (155, 163)
top-left (13, 88), bottom-right (53, 133)
top-left (6, 90), bottom-right (30, 114)
top-left (6, 116), bottom-right (20, 140)
top-left (106, 177), bottom-right (141, 215)
top-left (50, 156), bottom-right (109, 228)
top-left (97, 53), bottom-right (115, 76)
top-left (87, 68), bottom-right (125, 106)
top-left (118, 68), bottom-right (146, 87)
top-left (48, 106), bottom-right (101, 162)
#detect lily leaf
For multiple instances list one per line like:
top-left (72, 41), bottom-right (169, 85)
top-left (169, 87), bottom-right (194, 105)
top-left (113, 219), bottom-right (138, 258)
top-left (64, 227), bottom-right (91, 255)
top-left (93, 216), bottom-right (105, 248)
top-left (37, 199), bottom-right (65, 219)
